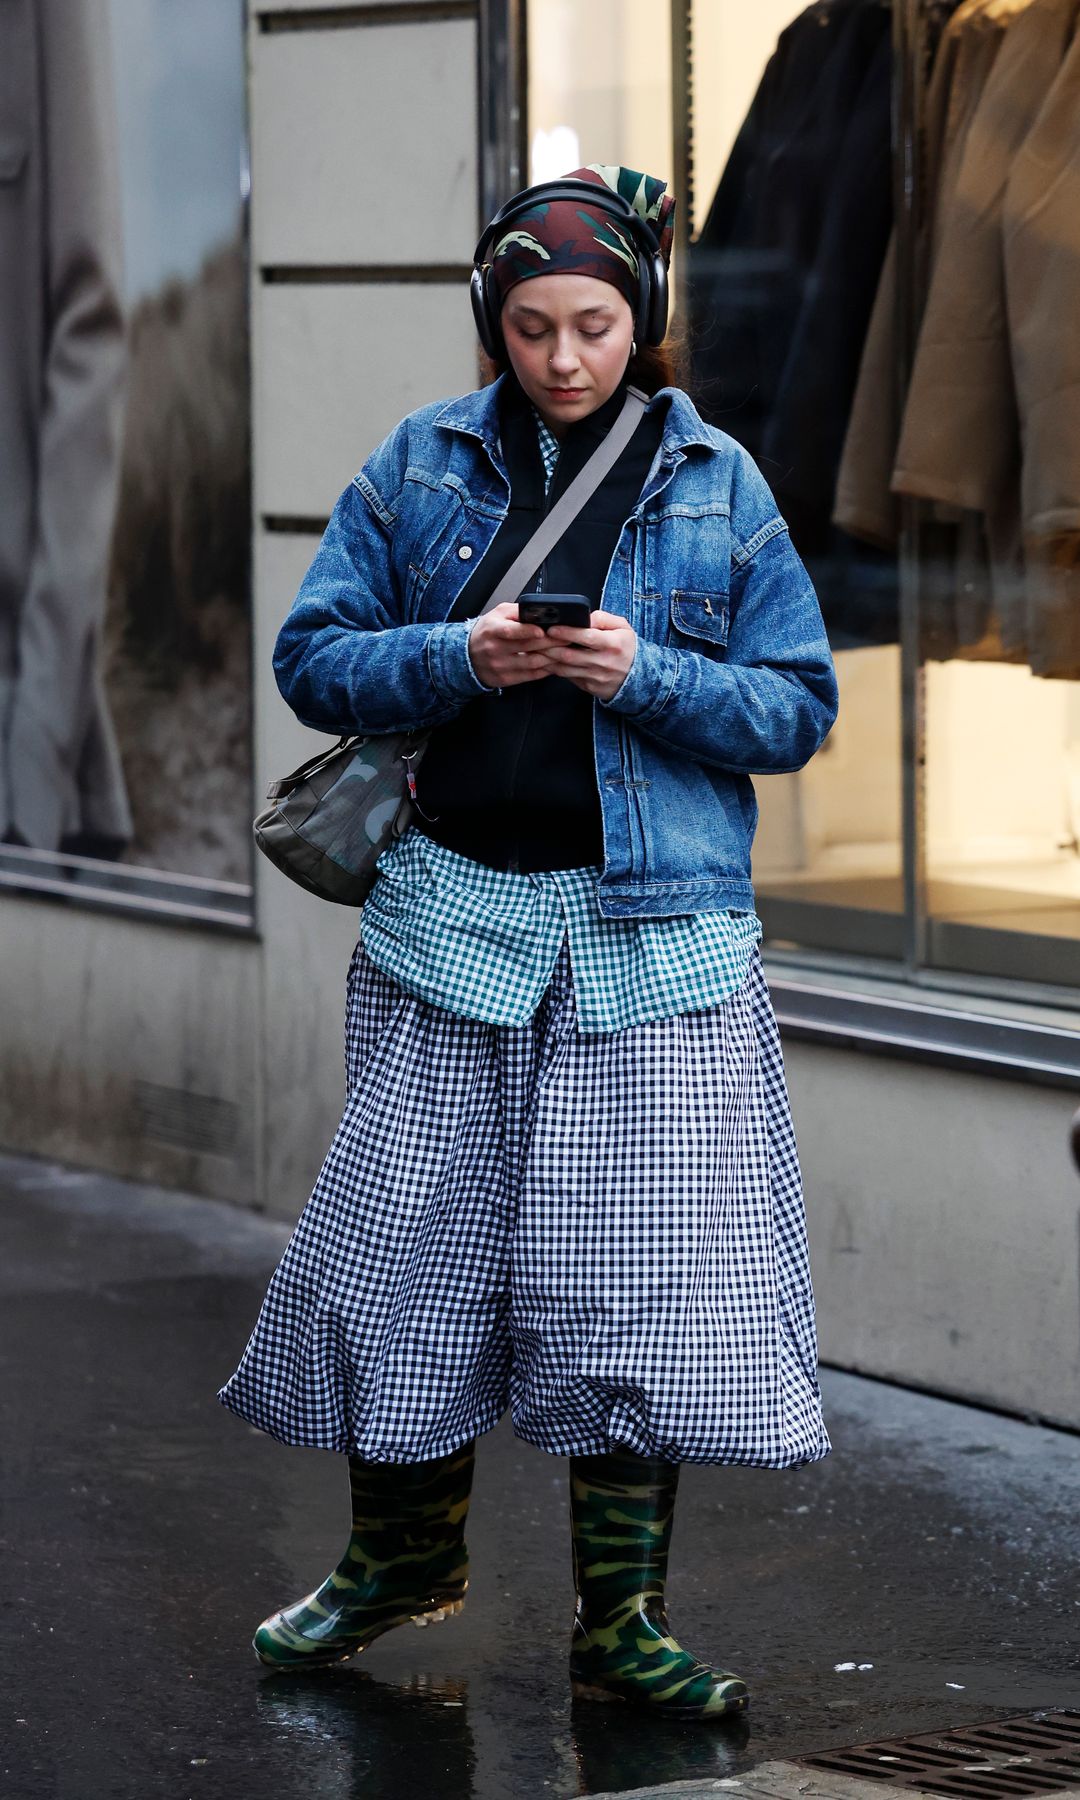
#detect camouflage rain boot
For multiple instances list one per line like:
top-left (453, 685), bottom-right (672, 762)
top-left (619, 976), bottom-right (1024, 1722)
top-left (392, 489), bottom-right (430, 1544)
top-left (568, 1451), bottom-right (748, 1719)
top-left (253, 1442), bottom-right (474, 1669)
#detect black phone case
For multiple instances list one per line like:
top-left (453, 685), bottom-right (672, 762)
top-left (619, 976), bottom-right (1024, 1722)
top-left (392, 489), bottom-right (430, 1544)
top-left (517, 594), bottom-right (592, 629)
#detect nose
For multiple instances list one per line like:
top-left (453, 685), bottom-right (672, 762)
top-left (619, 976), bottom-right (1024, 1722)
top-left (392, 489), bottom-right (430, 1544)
top-left (549, 331), bottom-right (580, 376)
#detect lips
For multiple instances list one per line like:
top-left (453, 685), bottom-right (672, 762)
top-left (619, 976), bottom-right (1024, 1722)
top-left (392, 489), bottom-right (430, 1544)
top-left (547, 387), bottom-right (586, 400)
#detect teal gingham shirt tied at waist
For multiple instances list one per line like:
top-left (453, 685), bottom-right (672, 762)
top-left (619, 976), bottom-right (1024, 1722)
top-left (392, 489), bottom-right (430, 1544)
top-left (358, 407), bottom-right (762, 1032)
top-left (361, 829), bottom-right (762, 1033)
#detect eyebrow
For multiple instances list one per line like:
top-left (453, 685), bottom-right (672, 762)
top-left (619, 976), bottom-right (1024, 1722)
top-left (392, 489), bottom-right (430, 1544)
top-left (507, 302), bottom-right (615, 320)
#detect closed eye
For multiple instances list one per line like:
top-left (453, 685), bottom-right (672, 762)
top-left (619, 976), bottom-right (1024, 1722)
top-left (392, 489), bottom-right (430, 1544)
top-left (516, 327), bottom-right (611, 342)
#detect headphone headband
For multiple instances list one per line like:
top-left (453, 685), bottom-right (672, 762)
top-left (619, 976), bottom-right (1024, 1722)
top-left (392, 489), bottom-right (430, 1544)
top-left (473, 178), bottom-right (663, 267)
top-left (471, 176), bottom-right (670, 359)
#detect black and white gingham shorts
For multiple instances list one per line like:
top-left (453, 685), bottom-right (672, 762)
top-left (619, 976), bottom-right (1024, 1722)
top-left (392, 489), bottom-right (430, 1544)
top-left (219, 941), bottom-right (830, 1467)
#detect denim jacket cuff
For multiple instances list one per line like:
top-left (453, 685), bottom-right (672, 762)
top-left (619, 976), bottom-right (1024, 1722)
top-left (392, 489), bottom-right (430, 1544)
top-left (598, 638), bottom-right (678, 722)
top-left (427, 619), bottom-right (496, 703)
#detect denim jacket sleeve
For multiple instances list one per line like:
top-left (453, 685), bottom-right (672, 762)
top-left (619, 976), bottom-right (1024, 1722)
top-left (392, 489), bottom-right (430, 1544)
top-left (599, 452), bottom-right (839, 774)
top-left (272, 420), bottom-right (490, 736)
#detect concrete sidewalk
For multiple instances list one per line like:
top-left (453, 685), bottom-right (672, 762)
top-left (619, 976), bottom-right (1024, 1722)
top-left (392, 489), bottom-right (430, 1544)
top-left (3, 1150), bottom-right (1080, 1800)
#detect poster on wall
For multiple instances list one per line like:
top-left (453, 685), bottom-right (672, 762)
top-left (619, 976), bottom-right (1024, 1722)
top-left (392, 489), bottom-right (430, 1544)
top-left (0, 0), bottom-right (252, 918)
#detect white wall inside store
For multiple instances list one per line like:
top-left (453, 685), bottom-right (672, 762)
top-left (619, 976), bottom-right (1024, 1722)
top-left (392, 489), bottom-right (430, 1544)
top-left (926, 661), bottom-right (1080, 878)
top-left (689, 0), bottom-right (807, 235)
top-left (754, 644), bottom-right (1080, 900)
top-left (527, 0), bottom-right (672, 194)
top-left (754, 644), bottom-right (902, 879)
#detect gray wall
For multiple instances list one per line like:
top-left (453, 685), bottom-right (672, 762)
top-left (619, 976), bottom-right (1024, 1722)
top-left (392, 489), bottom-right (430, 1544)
top-left (789, 1042), bottom-right (1080, 1430)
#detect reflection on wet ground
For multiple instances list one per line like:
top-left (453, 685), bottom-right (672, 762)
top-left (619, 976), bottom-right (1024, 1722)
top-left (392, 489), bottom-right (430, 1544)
top-left (3, 1158), bottom-right (1080, 1800)
top-left (253, 1667), bottom-right (752, 1796)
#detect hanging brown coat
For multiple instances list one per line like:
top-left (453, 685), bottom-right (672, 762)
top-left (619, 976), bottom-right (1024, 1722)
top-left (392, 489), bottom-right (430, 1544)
top-left (1003, 20), bottom-right (1080, 678)
top-left (889, 0), bottom-right (1079, 670)
top-left (833, 0), bottom-right (1032, 549)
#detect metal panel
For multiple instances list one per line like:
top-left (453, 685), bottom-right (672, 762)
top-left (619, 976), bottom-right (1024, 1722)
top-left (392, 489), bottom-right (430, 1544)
top-left (255, 282), bottom-right (479, 517)
top-left (251, 16), bottom-right (477, 265)
top-left (760, 896), bottom-right (907, 961)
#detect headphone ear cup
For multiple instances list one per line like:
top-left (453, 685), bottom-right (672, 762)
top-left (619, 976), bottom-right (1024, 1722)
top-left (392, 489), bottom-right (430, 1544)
top-left (470, 265), bottom-right (501, 360)
top-left (646, 256), bottom-right (669, 347)
top-left (632, 265), bottom-right (651, 351)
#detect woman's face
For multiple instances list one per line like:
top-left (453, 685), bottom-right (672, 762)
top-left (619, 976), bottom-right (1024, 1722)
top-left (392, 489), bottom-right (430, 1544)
top-left (501, 274), bottom-right (635, 436)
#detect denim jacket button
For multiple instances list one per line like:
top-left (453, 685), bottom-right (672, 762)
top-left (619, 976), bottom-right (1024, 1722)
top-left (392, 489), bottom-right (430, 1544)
top-left (458, 545), bottom-right (473, 560)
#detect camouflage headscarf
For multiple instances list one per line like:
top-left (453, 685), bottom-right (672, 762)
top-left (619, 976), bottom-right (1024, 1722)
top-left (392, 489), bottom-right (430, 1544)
top-left (488, 164), bottom-right (675, 314)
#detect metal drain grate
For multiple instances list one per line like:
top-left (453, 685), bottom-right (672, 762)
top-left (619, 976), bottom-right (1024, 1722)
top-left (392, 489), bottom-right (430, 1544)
top-left (800, 1711), bottom-right (1080, 1796)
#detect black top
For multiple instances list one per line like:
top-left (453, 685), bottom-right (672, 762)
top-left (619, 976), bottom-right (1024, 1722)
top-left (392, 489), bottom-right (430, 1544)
top-left (414, 375), bottom-right (664, 872)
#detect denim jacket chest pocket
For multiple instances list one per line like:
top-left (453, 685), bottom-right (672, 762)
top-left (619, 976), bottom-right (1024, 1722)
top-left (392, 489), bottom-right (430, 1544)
top-left (636, 498), bottom-right (732, 639)
top-left (669, 590), bottom-right (730, 656)
top-left (399, 471), bottom-right (502, 621)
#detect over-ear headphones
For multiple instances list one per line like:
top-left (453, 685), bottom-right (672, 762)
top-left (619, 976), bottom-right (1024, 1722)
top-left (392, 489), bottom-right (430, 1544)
top-left (471, 177), bottom-right (670, 360)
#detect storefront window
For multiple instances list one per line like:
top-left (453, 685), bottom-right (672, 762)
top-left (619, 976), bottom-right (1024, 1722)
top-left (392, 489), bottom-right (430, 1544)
top-left (0, 0), bottom-right (252, 928)
top-left (679, 0), bottom-right (1080, 992)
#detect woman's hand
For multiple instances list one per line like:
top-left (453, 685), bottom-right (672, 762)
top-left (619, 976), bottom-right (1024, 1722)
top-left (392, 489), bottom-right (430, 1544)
top-left (542, 610), bottom-right (638, 701)
top-left (468, 603), bottom-right (552, 689)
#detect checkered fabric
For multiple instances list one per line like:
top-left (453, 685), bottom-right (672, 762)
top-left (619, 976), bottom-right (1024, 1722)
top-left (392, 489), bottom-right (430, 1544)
top-left (218, 938), bottom-right (830, 1468)
top-left (533, 409), bottom-right (561, 491)
top-left (359, 828), bottom-right (762, 1032)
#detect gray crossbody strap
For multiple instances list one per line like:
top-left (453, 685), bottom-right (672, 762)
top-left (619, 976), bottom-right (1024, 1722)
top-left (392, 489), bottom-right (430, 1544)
top-left (478, 384), bottom-right (648, 617)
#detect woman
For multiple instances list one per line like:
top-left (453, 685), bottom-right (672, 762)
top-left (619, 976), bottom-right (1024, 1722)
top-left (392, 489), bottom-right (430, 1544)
top-left (220, 165), bottom-right (838, 1721)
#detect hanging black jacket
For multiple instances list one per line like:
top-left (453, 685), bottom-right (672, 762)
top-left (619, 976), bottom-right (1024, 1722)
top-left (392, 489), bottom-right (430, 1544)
top-left (688, 0), bottom-right (897, 643)
top-left (689, 0), bottom-right (880, 458)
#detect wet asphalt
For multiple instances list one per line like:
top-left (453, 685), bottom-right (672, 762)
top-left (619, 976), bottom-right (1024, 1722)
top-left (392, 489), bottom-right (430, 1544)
top-left (2, 1150), bottom-right (1080, 1800)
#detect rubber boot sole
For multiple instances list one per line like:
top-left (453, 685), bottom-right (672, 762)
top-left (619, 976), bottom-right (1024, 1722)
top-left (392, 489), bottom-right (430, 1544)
top-left (252, 1592), bottom-right (466, 1671)
top-left (570, 1673), bottom-right (749, 1720)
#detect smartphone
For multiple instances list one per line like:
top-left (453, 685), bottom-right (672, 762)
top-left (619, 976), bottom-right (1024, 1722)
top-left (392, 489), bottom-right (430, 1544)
top-left (517, 593), bottom-right (592, 631)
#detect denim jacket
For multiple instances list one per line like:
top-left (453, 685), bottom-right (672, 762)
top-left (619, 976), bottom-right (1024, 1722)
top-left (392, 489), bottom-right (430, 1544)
top-left (274, 378), bottom-right (838, 918)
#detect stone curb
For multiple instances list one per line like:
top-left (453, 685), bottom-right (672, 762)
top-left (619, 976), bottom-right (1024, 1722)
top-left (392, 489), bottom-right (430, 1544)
top-left (590, 1761), bottom-right (1080, 1800)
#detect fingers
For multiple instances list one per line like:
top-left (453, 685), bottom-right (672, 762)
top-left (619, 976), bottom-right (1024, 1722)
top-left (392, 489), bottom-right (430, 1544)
top-left (543, 651), bottom-right (619, 683)
top-left (543, 636), bottom-right (631, 666)
top-left (542, 616), bottom-right (636, 701)
top-left (469, 607), bottom-right (551, 688)
top-left (546, 616), bottom-right (633, 646)
top-left (543, 645), bottom-right (620, 677)
top-left (493, 655), bottom-right (554, 680)
top-left (479, 652), bottom-right (551, 687)
top-left (473, 615), bottom-right (546, 647)
top-left (494, 602), bottom-right (545, 633)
